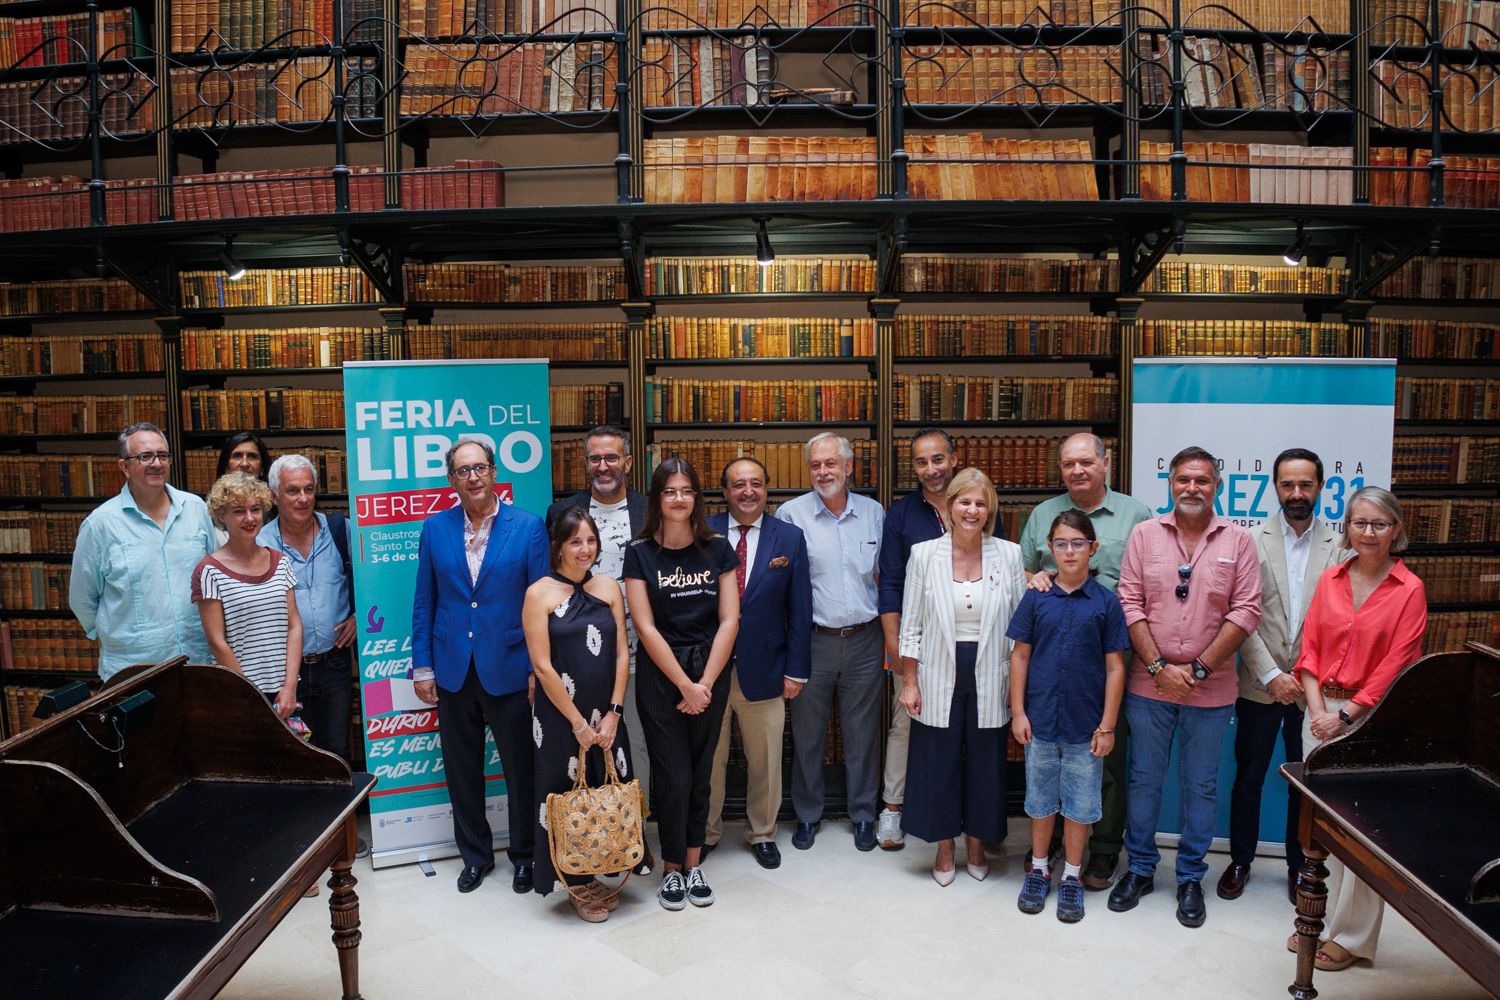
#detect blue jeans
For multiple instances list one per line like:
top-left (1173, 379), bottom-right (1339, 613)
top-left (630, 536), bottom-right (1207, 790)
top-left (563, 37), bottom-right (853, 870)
top-left (1122, 693), bottom-right (1233, 884)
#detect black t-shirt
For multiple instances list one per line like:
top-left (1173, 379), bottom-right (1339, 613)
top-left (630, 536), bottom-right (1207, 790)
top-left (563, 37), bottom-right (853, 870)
top-left (622, 534), bottom-right (738, 648)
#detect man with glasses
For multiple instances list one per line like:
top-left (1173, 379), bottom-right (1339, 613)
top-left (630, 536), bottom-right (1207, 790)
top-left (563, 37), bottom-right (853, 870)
top-left (412, 438), bottom-right (549, 895)
top-left (1111, 446), bottom-right (1261, 928)
top-left (545, 425), bottom-right (653, 823)
top-left (70, 421), bottom-right (216, 681)
top-left (1016, 432), bottom-right (1151, 887)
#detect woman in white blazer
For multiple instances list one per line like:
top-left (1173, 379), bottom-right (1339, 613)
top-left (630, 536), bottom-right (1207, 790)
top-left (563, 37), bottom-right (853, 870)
top-left (898, 467), bottom-right (1027, 885)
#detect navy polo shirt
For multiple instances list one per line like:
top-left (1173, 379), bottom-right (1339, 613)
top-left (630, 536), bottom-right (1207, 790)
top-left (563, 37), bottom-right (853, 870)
top-left (1006, 575), bottom-right (1132, 744)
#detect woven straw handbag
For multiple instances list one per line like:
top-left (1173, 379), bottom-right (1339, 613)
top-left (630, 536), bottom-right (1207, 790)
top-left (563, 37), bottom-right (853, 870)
top-left (546, 745), bottom-right (645, 900)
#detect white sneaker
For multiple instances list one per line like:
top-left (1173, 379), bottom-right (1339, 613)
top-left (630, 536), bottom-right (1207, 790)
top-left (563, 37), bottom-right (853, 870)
top-left (877, 808), bottom-right (905, 851)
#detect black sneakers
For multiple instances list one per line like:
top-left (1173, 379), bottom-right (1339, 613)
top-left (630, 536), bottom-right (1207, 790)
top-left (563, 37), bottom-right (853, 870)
top-left (685, 866), bottom-right (715, 907)
top-left (658, 870), bottom-right (687, 910)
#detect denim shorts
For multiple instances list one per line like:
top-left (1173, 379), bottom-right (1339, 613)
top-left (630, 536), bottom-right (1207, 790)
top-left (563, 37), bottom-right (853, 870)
top-left (1024, 739), bottom-right (1104, 824)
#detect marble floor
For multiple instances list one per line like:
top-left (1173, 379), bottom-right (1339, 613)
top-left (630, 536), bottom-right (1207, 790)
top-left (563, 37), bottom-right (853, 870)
top-left (222, 822), bottom-right (1490, 1000)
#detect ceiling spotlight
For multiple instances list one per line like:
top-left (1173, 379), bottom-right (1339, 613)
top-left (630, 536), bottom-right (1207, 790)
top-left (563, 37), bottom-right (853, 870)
top-left (217, 235), bottom-right (246, 281)
top-left (1282, 223), bottom-right (1309, 267)
top-left (755, 218), bottom-right (775, 267)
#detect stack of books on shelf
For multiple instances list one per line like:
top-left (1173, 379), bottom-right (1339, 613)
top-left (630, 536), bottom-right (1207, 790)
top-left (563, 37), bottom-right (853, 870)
top-left (405, 262), bottom-right (627, 302)
top-left (1404, 555), bottom-right (1500, 604)
top-left (1135, 0), bottom-right (1347, 31)
top-left (1394, 377), bottom-right (1500, 422)
top-left (1402, 498), bottom-right (1500, 545)
top-left (401, 42), bottom-right (616, 117)
top-left (643, 0), bottom-right (869, 28)
top-left (1373, 0), bottom-right (1500, 44)
top-left (648, 317), bottom-right (876, 358)
top-left (0, 618), bottom-right (96, 672)
top-left (643, 136), bottom-right (878, 202)
top-left (1369, 149), bottom-right (1500, 209)
top-left (401, 0), bottom-right (614, 35)
top-left (170, 0), bottom-right (383, 50)
top-left (179, 267), bottom-right (381, 309)
top-left (891, 374), bottom-right (1119, 422)
top-left (0, 395), bottom-right (166, 435)
top-left (645, 257), bottom-right (877, 295)
top-left (897, 0), bottom-right (1121, 27)
top-left (646, 439), bottom-right (879, 489)
top-left (0, 332), bottom-right (163, 376)
top-left (1139, 141), bottom-right (1353, 204)
top-left (895, 315), bottom-right (1118, 356)
top-left (183, 326), bottom-right (396, 369)
top-left (185, 446), bottom-right (348, 493)
top-left (551, 383), bottom-right (625, 425)
top-left (639, 37), bottom-right (777, 108)
top-left (0, 512), bottom-right (86, 553)
top-left (1139, 319), bottom-right (1353, 356)
top-left (0, 562), bottom-right (69, 610)
top-left (164, 162), bottom-right (505, 220)
top-left (0, 279), bottom-right (151, 317)
top-left (0, 72), bottom-right (156, 144)
top-left (1423, 611), bottom-right (1500, 654)
top-left (898, 256), bottom-right (1117, 294)
top-left (0, 9), bottom-right (142, 67)
top-left (407, 322), bottom-right (627, 361)
top-left (894, 433), bottom-right (1120, 490)
top-left (1368, 320), bottom-right (1500, 360)
top-left (1376, 258), bottom-right (1500, 300)
top-left (0, 455), bottom-right (120, 498)
top-left (1372, 63), bottom-right (1500, 132)
top-left (1137, 38), bottom-right (1350, 112)
top-left (1142, 262), bottom-right (1347, 295)
top-left (0, 177), bottom-right (91, 232)
top-left (181, 388), bottom-right (345, 432)
top-left (908, 135), bottom-right (1099, 201)
top-left (1392, 436), bottom-right (1500, 485)
top-left (168, 58), bottom-right (337, 129)
top-left (902, 46), bottom-right (1121, 105)
top-left (643, 376), bottom-right (876, 422)
top-left (3, 684), bottom-right (50, 736)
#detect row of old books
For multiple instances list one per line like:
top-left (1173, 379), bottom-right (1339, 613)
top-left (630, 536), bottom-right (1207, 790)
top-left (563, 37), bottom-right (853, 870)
top-left (170, 162), bottom-right (505, 223)
top-left (643, 136), bottom-right (879, 202)
top-left (646, 257), bottom-right (877, 295)
top-left (1, 618), bottom-right (96, 672)
top-left (894, 315), bottom-right (1118, 356)
top-left (0, 562), bottom-right (69, 610)
top-left (642, 377), bottom-right (877, 422)
top-left (171, 0), bottom-right (383, 51)
top-left (1372, 0), bottom-right (1500, 47)
top-left (0, 395), bottom-right (166, 435)
top-left (1369, 148), bottom-right (1500, 209)
top-left (647, 317), bottom-right (876, 359)
top-left (1140, 141), bottom-right (1354, 204)
top-left (182, 326), bottom-right (398, 370)
top-left (0, 73), bottom-right (155, 146)
top-left (1134, 0), bottom-right (1348, 31)
top-left (1394, 377), bottom-right (1500, 422)
top-left (0, 9), bottom-right (141, 68)
top-left (1139, 320), bottom-right (1354, 357)
top-left (1401, 498), bottom-right (1500, 544)
top-left (891, 373), bottom-right (1120, 422)
top-left (1136, 38), bottom-right (1350, 113)
top-left (402, 42), bottom-right (615, 117)
top-left (551, 382), bottom-right (626, 425)
top-left (639, 37), bottom-right (785, 109)
top-left (403, 0), bottom-right (617, 34)
top-left (1392, 436), bottom-right (1500, 484)
top-left (635, 0), bottom-right (870, 29)
top-left (404, 262), bottom-right (628, 302)
top-left (1378, 257), bottom-right (1500, 299)
top-left (1421, 611), bottom-right (1500, 654)
top-left (0, 455), bottom-right (122, 497)
top-left (1404, 555), bottom-right (1500, 604)
top-left (183, 445), bottom-right (348, 493)
top-left (893, 433), bottom-right (1121, 490)
top-left (1367, 319), bottom-right (1500, 360)
top-left (0, 333), bottom-right (163, 377)
top-left (909, 135), bottom-right (1100, 201)
top-left (0, 512), bottom-right (86, 554)
top-left (899, 256), bottom-right (1116, 294)
top-left (897, 0), bottom-right (1122, 27)
top-left (181, 388), bottom-right (345, 432)
top-left (0, 279), bottom-right (150, 318)
top-left (406, 322), bottom-right (628, 361)
top-left (645, 438), bottom-right (880, 491)
top-left (178, 267), bottom-right (381, 310)
top-left (903, 45), bottom-right (1121, 106)
top-left (1372, 61), bottom-right (1500, 133)
top-left (1142, 262), bottom-right (1348, 295)
top-left (3, 685), bottom-right (51, 735)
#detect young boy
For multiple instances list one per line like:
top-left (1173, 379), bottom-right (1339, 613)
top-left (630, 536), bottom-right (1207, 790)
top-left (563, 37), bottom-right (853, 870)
top-left (1007, 509), bottom-right (1129, 922)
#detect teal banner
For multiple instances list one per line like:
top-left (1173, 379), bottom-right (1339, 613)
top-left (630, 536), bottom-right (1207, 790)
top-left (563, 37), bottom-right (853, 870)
top-left (343, 359), bottom-right (551, 866)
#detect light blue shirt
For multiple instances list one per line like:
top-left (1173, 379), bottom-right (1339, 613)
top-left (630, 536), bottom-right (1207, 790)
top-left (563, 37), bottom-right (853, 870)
top-left (69, 482), bottom-right (216, 680)
top-left (259, 513), bottom-right (352, 656)
top-left (775, 489), bottom-right (883, 628)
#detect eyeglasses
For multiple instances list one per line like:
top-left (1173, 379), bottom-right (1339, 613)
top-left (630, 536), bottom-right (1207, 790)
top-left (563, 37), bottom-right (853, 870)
top-left (1175, 564), bottom-right (1192, 600)
top-left (586, 453), bottom-right (624, 466)
top-left (452, 463), bottom-right (494, 480)
top-left (1050, 538), bottom-right (1092, 553)
top-left (1349, 519), bottom-right (1394, 534)
top-left (661, 488), bottom-right (696, 500)
top-left (125, 452), bottom-right (171, 466)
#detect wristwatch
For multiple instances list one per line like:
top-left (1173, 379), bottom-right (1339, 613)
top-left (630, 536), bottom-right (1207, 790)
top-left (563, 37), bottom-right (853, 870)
top-left (1191, 658), bottom-right (1212, 682)
top-left (608, 703), bottom-right (625, 717)
top-left (1146, 657), bottom-right (1167, 677)
top-left (1337, 708), bottom-right (1353, 727)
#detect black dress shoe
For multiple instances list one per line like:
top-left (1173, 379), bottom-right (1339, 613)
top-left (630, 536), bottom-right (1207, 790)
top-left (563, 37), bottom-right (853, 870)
top-left (1177, 879), bottom-right (1207, 927)
top-left (853, 820), bottom-right (877, 852)
top-left (1216, 862), bottom-right (1251, 900)
top-left (699, 841), bottom-right (717, 862)
top-left (512, 861), bottom-right (534, 894)
top-left (456, 862), bottom-right (494, 893)
top-left (1107, 871), bottom-right (1155, 912)
top-left (1081, 852), bottom-right (1118, 891)
top-left (792, 821), bottom-right (819, 851)
top-left (753, 842), bottom-right (782, 869)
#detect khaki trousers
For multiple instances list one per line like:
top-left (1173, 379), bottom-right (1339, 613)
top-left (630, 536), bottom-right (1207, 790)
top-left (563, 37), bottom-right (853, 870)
top-left (706, 670), bottom-right (785, 846)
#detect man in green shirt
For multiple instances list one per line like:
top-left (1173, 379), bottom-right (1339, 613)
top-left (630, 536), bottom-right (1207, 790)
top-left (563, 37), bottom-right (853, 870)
top-left (1017, 432), bottom-right (1151, 891)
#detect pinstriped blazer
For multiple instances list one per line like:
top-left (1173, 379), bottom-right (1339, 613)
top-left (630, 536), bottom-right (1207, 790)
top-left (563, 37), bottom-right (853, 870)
top-left (898, 534), bottom-right (1027, 729)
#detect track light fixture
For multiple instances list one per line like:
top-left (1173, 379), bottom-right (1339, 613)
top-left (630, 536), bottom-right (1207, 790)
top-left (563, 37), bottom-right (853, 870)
top-left (754, 218), bottom-right (775, 267)
top-left (1282, 222), bottom-right (1309, 267)
top-left (217, 235), bottom-right (246, 281)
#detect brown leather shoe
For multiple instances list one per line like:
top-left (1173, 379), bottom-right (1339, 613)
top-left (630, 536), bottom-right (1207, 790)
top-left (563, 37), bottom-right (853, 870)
top-left (1216, 862), bottom-right (1251, 900)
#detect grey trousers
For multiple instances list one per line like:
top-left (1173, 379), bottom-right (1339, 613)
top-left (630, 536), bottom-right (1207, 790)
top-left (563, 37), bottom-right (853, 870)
top-left (790, 624), bottom-right (886, 825)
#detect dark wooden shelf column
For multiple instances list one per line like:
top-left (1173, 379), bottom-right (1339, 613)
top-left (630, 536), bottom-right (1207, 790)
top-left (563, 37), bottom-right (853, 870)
top-left (622, 299), bottom-right (653, 492)
top-left (871, 295), bottom-right (898, 509)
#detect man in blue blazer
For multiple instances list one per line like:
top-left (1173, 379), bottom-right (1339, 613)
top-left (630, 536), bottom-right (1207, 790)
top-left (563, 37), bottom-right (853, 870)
top-left (705, 457), bottom-right (813, 870)
top-left (413, 439), bottom-right (549, 895)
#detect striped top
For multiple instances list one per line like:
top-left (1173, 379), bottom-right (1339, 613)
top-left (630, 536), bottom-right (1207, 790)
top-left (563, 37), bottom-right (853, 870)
top-left (191, 548), bottom-right (297, 693)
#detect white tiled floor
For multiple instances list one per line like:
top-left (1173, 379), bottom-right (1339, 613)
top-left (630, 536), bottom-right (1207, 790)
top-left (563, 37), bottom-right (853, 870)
top-left (221, 824), bottom-right (1491, 1000)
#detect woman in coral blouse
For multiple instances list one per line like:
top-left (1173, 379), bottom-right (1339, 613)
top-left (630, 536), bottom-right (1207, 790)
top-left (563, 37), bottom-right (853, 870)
top-left (1291, 486), bottom-right (1427, 972)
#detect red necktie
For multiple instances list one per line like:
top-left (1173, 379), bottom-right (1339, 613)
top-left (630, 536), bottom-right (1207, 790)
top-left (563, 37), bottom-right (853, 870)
top-left (736, 524), bottom-right (750, 596)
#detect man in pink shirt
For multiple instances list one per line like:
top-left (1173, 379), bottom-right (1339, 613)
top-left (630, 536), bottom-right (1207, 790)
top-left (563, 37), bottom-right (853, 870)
top-left (1107, 447), bottom-right (1262, 929)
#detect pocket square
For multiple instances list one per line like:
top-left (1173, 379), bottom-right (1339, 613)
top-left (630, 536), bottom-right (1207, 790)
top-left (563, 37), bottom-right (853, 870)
top-left (769, 556), bottom-right (789, 569)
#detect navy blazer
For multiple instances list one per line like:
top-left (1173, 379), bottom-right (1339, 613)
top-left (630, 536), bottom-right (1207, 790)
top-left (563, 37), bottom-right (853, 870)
top-left (708, 512), bottom-right (813, 701)
top-left (545, 489), bottom-right (648, 538)
top-left (412, 501), bottom-right (549, 697)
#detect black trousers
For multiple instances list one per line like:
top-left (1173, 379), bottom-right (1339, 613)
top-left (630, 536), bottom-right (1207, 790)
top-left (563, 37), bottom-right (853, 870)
top-left (296, 648), bottom-right (354, 761)
top-left (635, 657), bottom-right (731, 867)
top-left (437, 663), bottom-right (536, 869)
top-left (1228, 696), bottom-right (1304, 871)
